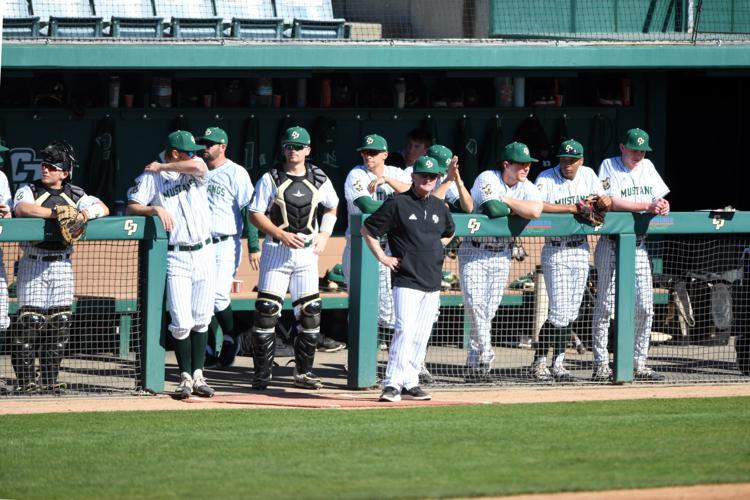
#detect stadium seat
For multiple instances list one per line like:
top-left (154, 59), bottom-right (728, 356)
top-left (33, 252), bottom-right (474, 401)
top-left (153, 0), bottom-right (222, 38)
top-left (92, 0), bottom-right (164, 38)
top-left (275, 0), bottom-right (346, 39)
top-left (3, 0), bottom-right (40, 37)
top-left (33, 0), bottom-right (104, 38)
top-left (214, 0), bottom-right (283, 39)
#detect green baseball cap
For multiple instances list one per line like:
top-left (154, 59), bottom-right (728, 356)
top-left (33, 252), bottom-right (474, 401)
top-left (427, 144), bottom-right (453, 173)
top-left (198, 126), bottom-right (228, 145)
top-left (557, 139), bottom-right (584, 158)
top-left (167, 130), bottom-right (205, 152)
top-left (0, 144), bottom-right (8, 153)
top-left (357, 134), bottom-right (388, 152)
top-left (622, 128), bottom-right (652, 151)
top-left (412, 156), bottom-right (440, 175)
top-left (503, 141), bottom-right (537, 163)
top-left (281, 126), bottom-right (311, 146)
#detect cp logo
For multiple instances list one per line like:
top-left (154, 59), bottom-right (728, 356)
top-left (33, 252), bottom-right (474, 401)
top-left (468, 218), bottom-right (481, 234)
top-left (712, 215), bottom-right (725, 231)
top-left (124, 219), bottom-right (138, 236)
top-left (637, 137), bottom-right (645, 145)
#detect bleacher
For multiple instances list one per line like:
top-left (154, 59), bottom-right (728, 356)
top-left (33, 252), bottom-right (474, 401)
top-left (2, 0), bottom-right (347, 39)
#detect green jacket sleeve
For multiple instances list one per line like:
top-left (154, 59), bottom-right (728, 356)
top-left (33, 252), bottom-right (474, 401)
top-left (481, 199), bottom-right (511, 218)
top-left (354, 196), bottom-right (384, 214)
top-left (245, 209), bottom-right (261, 253)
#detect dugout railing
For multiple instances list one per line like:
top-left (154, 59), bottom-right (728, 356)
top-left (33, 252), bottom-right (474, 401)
top-left (0, 215), bottom-right (167, 396)
top-left (347, 211), bottom-right (750, 389)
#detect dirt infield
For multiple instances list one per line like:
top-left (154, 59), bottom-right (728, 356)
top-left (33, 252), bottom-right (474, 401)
top-left (482, 483), bottom-right (750, 500)
top-left (1, 383), bottom-right (749, 415)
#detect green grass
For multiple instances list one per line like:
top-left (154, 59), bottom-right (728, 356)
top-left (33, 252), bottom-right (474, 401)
top-left (1, 397), bottom-right (749, 499)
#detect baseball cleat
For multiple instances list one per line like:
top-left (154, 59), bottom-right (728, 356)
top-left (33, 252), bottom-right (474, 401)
top-left (192, 374), bottom-right (215, 398)
top-left (317, 336), bottom-right (345, 353)
top-left (418, 365), bottom-right (434, 385)
top-left (530, 361), bottom-right (553, 381)
top-left (293, 371), bottom-right (323, 390)
top-left (401, 386), bottom-right (432, 400)
top-left (551, 365), bottom-right (573, 381)
top-left (217, 338), bottom-right (241, 368)
top-left (634, 367), bottom-right (666, 381)
top-left (464, 366), bottom-right (492, 383)
top-left (379, 386), bottom-right (401, 402)
top-left (591, 364), bottom-right (613, 382)
top-left (174, 372), bottom-right (193, 399)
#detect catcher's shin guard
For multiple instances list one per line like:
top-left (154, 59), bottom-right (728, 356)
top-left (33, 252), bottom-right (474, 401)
top-left (40, 308), bottom-right (72, 386)
top-left (250, 293), bottom-right (282, 389)
top-left (293, 295), bottom-right (321, 375)
top-left (11, 307), bottom-right (46, 386)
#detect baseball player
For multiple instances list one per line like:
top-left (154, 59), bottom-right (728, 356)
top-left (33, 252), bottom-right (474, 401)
top-left (533, 139), bottom-right (611, 381)
top-left (342, 134), bottom-right (411, 336)
top-left (126, 130), bottom-right (216, 399)
top-left (247, 126), bottom-right (339, 390)
top-left (194, 127), bottom-right (258, 368)
top-left (361, 155), bottom-right (455, 402)
top-left (458, 142), bottom-right (543, 382)
top-left (12, 140), bottom-right (109, 393)
top-left (429, 144), bottom-right (474, 214)
top-left (592, 128), bottom-right (670, 381)
top-left (0, 144), bottom-right (8, 394)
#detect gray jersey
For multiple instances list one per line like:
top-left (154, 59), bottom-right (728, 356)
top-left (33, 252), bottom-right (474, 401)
top-left (206, 159), bottom-right (253, 238)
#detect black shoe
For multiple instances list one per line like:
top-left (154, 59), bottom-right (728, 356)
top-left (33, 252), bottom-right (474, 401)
top-left (317, 336), bottom-right (345, 353)
top-left (379, 386), bottom-right (401, 402)
top-left (464, 366), bottom-right (491, 383)
top-left (217, 338), bottom-right (241, 368)
top-left (634, 368), bottom-right (666, 381)
top-left (402, 386), bottom-right (432, 400)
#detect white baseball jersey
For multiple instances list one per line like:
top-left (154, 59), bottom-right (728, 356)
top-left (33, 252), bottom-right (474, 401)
top-left (0, 172), bottom-right (12, 329)
top-left (598, 157), bottom-right (669, 204)
top-left (344, 164), bottom-right (410, 238)
top-left (206, 159), bottom-right (253, 238)
top-left (0, 172), bottom-right (11, 208)
top-left (127, 160), bottom-right (212, 245)
top-left (248, 170), bottom-right (339, 221)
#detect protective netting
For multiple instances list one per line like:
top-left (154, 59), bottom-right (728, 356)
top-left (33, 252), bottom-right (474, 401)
top-left (0, 240), bottom-right (143, 397)
top-left (6, 0), bottom-right (747, 41)
top-left (377, 234), bottom-right (750, 386)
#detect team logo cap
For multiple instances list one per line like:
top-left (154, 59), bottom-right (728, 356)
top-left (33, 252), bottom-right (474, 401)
top-left (557, 139), bottom-right (584, 159)
top-left (356, 134), bottom-right (388, 152)
top-left (502, 141), bottom-right (538, 163)
top-left (198, 127), bottom-right (228, 145)
top-left (281, 126), bottom-right (311, 146)
top-left (412, 155), bottom-right (440, 174)
top-left (167, 130), bottom-right (205, 152)
top-left (427, 144), bottom-right (453, 174)
top-left (622, 128), bottom-right (652, 152)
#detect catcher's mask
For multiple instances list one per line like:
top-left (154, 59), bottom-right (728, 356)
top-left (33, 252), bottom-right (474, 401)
top-left (39, 140), bottom-right (77, 181)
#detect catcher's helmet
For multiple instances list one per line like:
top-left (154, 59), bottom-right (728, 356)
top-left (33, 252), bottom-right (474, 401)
top-left (39, 140), bottom-right (77, 178)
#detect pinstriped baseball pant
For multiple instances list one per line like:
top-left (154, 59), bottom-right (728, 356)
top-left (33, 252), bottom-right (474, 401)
top-left (383, 287), bottom-right (440, 390)
top-left (167, 244), bottom-right (216, 340)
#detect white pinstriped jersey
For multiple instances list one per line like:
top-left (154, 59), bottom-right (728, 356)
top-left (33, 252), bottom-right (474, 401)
top-left (470, 170), bottom-right (542, 244)
top-left (248, 168), bottom-right (339, 224)
top-left (535, 165), bottom-right (605, 205)
top-left (206, 159), bottom-right (253, 237)
top-left (0, 172), bottom-right (11, 208)
top-left (598, 157), bottom-right (669, 204)
top-left (344, 164), bottom-right (410, 238)
top-left (127, 161), bottom-right (211, 246)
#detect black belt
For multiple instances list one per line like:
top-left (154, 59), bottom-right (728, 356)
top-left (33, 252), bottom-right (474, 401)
top-left (606, 235), bottom-right (645, 245)
top-left (168, 238), bottom-right (212, 252)
top-left (212, 235), bottom-right (231, 243)
top-left (471, 241), bottom-right (510, 252)
top-left (27, 254), bottom-right (70, 262)
top-left (272, 237), bottom-right (312, 248)
top-left (550, 239), bottom-right (586, 248)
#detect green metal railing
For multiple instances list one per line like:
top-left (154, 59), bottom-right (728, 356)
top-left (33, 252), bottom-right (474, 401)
top-left (347, 210), bottom-right (750, 389)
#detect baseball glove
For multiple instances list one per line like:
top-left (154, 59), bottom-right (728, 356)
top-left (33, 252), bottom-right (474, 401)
top-left (56, 205), bottom-right (86, 244)
top-left (575, 195), bottom-right (607, 227)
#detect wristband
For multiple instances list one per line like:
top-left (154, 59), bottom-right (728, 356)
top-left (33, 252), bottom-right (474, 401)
top-left (86, 204), bottom-right (107, 220)
top-left (319, 213), bottom-right (337, 234)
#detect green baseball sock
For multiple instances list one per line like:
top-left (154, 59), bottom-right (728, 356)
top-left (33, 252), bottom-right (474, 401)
top-left (215, 306), bottom-right (235, 340)
top-left (553, 325), bottom-right (570, 368)
top-left (191, 330), bottom-right (209, 371)
top-left (174, 337), bottom-right (192, 375)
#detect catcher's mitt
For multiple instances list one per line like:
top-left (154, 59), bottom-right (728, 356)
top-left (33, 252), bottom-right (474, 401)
top-left (56, 205), bottom-right (86, 244)
top-left (575, 195), bottom-right (607, 227)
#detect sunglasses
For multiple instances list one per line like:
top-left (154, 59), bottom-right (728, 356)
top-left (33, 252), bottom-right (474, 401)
top-left (180, 151), bottom-right (197, 158)
top-left (41, 162), bottom-right (65, 171)
top-left (360, 150), bottom-right (383, 156)
top-left (283, 143), bottom-right (307, 151)
top-left (418, 173), bottom-right (440, 181)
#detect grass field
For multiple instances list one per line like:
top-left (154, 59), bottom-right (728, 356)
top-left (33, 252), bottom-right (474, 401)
top-left (1, 397), bottom-right (749, 499)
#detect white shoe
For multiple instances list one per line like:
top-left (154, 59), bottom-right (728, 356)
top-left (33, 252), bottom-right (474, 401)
top-left (551, 365), bottom-right (572, 381)
top-left (192, 372), bottom-right (215, 397)
top-left (531, 361), bottom-right (552, 381)
top-left (174, 372), bottom-right (193, 399)
top-left (591, 364), bottom-right (612, 381)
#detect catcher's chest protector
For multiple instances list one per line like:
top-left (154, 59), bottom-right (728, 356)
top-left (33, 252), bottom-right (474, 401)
top-left (268, 164), bottom-right (327, 235)
top-left (30, 181), bottom-right (84, 250)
